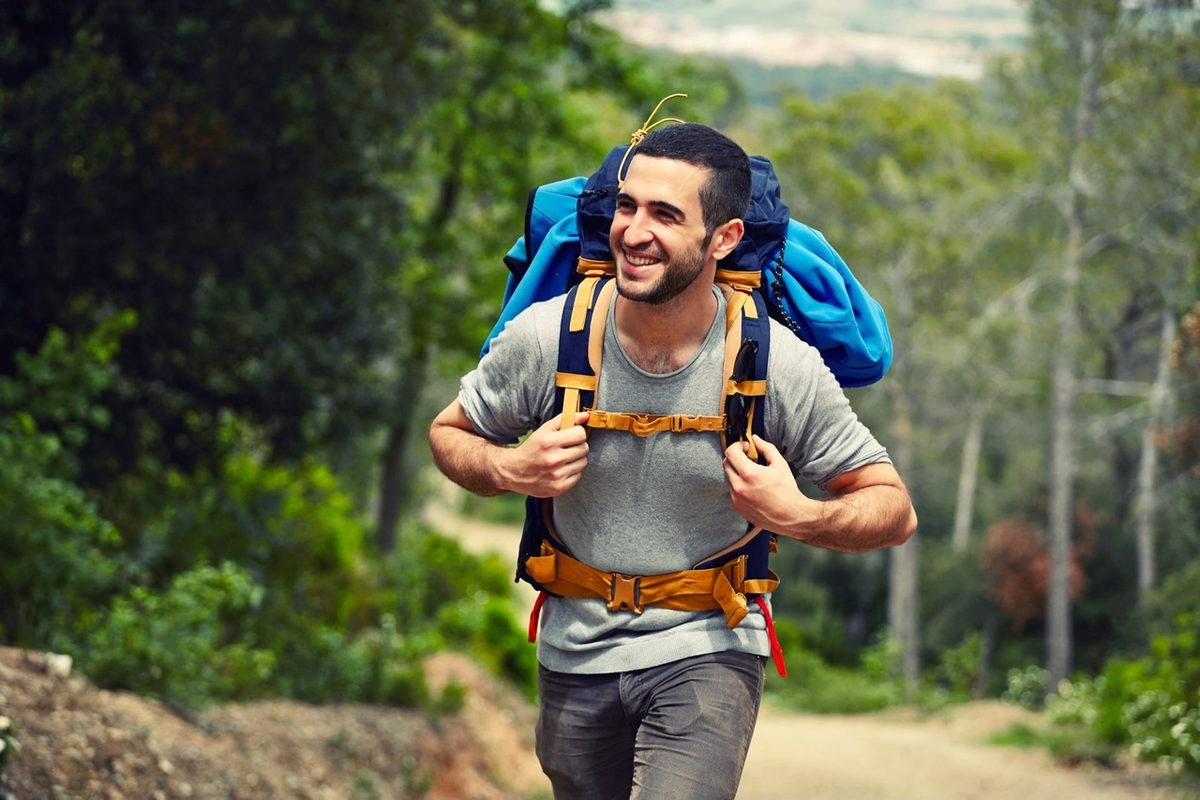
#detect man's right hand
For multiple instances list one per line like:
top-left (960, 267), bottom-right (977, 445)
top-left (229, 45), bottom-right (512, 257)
top-left (497, 412), bottom-right (590, 498)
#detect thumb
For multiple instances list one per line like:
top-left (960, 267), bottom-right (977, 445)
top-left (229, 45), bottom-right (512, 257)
top-left (724, 438), bottom-right (751, 467)
top-left (551, 410), bottom-right (591, 431)
top-left (752, 435), bottom-right (781, 464)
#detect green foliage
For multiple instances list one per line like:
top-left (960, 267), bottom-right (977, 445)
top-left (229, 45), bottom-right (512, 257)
top-left (0, 316), bottom-right (133, 645)
top-left (154, 446), bottom-right (373, 629)
top-left (0, 714), bottom-right (20, 776)
top-left (934, 633), bottom-right (985, 699)
top-left (767, 647), bottom-right (902, 714)
top-left (766, 629), bottom-right (903, 714)
top-left (1003, 664), bottom-right (1051, 710)
top-left (1120, 618), bottom-right (1200, 777)
top-left (393, 524), bottom-right (537, 699)
top-left (1004, 613), bottom-right (1200, 778)
top-left (75, 562), bottom-right (275, 709)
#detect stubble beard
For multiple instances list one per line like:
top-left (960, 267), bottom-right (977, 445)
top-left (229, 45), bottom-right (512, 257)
top-left (613, 236), bottom-right (710, 307)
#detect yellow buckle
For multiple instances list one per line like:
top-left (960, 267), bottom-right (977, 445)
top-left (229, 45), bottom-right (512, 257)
top-left (607, 574), bottom-right (643, 614)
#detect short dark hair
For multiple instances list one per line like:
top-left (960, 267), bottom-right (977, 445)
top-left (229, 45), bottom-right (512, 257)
top-left (632, 122), bottom-right (752, 236)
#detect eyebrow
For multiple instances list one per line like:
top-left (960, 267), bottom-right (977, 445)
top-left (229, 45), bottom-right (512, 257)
top-left (615, 192), bottom-right (687, 220)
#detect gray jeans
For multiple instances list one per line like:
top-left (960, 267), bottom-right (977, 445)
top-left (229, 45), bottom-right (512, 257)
top-left (535, 650), bottom-right (765, 800)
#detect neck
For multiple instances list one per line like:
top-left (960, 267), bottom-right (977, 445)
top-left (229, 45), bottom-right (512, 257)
top-left (614, 280), bottom-right (719, 374)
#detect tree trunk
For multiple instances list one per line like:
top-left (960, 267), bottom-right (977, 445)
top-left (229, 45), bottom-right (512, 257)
top-left (1047, 15), bottom-right (1102, 691)
top-left (376, 346), bottom-right (430, 554)
top-left (886, 254), bottom-right (920, 697)
top-left (1135, 308), bottom-right (1175, 603)
top-left (951, 407), bottom-right (985, 554)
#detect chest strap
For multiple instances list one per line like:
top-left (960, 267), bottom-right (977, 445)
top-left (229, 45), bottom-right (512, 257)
top-left (584, 409), bottom-right (726, 436)
top-left (523, 540), bottom-right (779, 630)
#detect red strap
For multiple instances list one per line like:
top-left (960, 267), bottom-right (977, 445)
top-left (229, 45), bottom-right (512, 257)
top-left (528, 590), bottom-right (548, 643)
top-left (754, 596), bottom-right (787, 677)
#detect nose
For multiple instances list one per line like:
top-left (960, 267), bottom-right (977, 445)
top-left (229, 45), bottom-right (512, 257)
top-left (620, 208), bottom-right (653, 248)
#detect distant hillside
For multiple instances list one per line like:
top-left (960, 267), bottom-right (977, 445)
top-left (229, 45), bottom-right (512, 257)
top-left (599, 0), bottom-right (1026, 83)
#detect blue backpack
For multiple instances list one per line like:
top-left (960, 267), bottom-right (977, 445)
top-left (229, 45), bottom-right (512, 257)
top-left (485, 136), bottom-right (891, 677)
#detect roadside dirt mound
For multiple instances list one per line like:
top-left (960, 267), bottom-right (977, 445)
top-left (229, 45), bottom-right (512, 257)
top-left (0, 648), bottom-right (547, 800)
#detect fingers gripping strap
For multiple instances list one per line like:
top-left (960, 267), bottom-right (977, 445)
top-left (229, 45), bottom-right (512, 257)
top-left (559, 387), bottom-right (581, 432)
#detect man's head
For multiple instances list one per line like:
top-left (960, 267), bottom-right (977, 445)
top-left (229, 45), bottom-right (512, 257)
top-left (630, 122), bottom-right (752, 240)
top-left (609, 123), bottom-right (750, 307)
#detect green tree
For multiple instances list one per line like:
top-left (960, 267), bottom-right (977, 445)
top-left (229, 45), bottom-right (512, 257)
top-left (0, 314), bottom-right (133, 645)
top-left (767, 80), bottom-right (1031, 690)
top-left (0, 1), bottom-right (462, 490)
top-left (998, 0), bottom-right (1200, 682)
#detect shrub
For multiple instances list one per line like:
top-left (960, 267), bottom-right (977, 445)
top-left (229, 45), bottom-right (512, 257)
top-left (75, 562), bottom-right (275, 709)
top-left (767, 634), bottom-right (903, 714)
top-left (0, 714), bottom-right (20, 776)
top-left (0, 316), bottom-right (133, 647)
top-left (934, 633), bottom-right (984, 699)
top-left (1119, 617), bottom-right (1200, 777)
top-left (1002, 664), bottom-right (1050, 710)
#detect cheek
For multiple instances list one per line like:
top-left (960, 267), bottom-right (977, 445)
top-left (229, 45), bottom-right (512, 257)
top-left (609, 218), bottom-right (629, 244)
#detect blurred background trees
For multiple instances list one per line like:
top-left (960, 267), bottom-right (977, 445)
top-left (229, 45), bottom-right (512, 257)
top-left (1, 0), bottom-right (1198, 777)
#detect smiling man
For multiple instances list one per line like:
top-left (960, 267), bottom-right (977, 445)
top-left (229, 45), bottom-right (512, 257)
top-left (428, 122), bottom-right (917, 800)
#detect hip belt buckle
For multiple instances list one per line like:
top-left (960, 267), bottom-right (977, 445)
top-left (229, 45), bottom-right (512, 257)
top-left (607, 574), bottom-right (643, 614)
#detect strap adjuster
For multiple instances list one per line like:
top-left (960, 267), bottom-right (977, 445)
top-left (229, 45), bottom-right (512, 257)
top-left (607, 574), bottom-right (643, 614)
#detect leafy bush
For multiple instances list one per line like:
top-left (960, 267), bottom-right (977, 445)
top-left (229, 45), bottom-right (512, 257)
top-left (150, 445), bottom-right (375, 631)
top-left (1119, 617), bottom-right (1200, 777)
top-left (75, 562), bottom-right (276, 709)
top-left (933, 633), bottom-right (984, 699)
top-left (1008, 613), bottom-right (1200, 778)
top-left (0, 315), bottom-right (133, 647)
top-left (393, 523), bottom-right (536, 699)
top-left (0, 714), bottom-right (20, 776)
top-left (1003, 664), bottom-right (1050, 710)
top-left (0, 320), bottom-right (533, 710)
top-left (436, 596), bottom-right (538, 701)
top-left (766, 629), bottom-right (903, 714)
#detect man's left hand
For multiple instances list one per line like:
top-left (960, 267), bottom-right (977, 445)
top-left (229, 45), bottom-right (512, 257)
top-left (723, 435), bottom-right (810, 532)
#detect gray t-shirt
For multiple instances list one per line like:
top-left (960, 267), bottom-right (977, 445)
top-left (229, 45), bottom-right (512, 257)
top-left (459, 286), bottom-right (889, 673)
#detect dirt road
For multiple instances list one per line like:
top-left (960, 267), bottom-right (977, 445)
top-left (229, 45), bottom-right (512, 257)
top-left (737, 702), bottom-right (1169, 800)
top-left (423, 495), bottom-right (1178, 800)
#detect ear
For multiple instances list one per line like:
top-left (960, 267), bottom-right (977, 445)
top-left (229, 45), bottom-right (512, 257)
top-left (708, 218), bottom-right (744, 262)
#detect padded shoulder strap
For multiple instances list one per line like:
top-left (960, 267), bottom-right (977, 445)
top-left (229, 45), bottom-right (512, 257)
top-left (555, 277), bottom-right (616, 430)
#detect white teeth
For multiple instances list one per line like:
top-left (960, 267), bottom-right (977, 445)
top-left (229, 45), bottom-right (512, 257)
top-left (627, 255), bottom-right (659, 267)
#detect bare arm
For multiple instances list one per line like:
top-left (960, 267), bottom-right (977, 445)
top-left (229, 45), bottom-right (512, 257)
top-left (723, 435), bottom-right (917, 553)
top-left (428, 399), bottom-right (591, 498)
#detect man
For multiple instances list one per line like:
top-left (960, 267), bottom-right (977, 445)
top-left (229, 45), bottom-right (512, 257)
top-left (428, 122), bottom-right (917, 800)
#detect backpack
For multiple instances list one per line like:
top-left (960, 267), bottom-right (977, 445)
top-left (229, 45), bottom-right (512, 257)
top-left (485, 127), bottom-right (891, 678)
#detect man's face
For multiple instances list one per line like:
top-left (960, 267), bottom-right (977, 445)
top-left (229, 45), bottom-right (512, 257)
top-left (609, 155), bottom-right (714, 306)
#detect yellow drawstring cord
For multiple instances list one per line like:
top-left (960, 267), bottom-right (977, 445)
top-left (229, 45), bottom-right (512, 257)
top-left (617, 92), bottom-right (688, 187)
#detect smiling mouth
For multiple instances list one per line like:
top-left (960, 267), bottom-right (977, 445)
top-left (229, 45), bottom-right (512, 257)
top-left (621, 247), bottom-right (662, 268)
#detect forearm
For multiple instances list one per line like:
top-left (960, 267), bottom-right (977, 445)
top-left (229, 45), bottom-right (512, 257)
top-left (779, 483), bottom-right (916, 554)
top-left (428, 419), bottom-right (513, 497)
top-left (428, 400), bottom-right (590, 499)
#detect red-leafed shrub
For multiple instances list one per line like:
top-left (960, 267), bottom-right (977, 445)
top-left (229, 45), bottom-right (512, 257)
top-left (981, 517), bottom-right (1090, 632)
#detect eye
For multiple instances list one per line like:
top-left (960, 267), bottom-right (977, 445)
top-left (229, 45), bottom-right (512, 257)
top-left (614, 198), bottom-right (635, 214)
